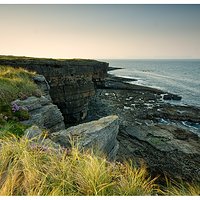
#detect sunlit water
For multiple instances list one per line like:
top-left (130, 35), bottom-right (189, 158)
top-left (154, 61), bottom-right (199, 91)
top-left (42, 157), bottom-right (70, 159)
top-left (102, 59), bottom-right (200, 108)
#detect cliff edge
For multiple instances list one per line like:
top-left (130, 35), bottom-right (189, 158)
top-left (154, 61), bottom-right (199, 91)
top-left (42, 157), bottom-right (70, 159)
top-left (0, 56), bottom-right (108, 125)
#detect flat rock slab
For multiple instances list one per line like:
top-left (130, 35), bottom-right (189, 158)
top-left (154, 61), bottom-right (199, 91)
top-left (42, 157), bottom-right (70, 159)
top-left (50, 115), bottom-right (119, 160)
top-left (118, 124), bottom-right (200, 182)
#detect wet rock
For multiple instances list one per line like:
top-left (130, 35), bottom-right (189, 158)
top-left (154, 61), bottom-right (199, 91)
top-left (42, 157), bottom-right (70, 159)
top-left (87, 74), bottom-right (200, 181)
top-left (50, 115), bottom-right (119, 160)
top-left (163, 94), bottom-right (182, 101)
top-left (145, 104), bottom-right (200, 123)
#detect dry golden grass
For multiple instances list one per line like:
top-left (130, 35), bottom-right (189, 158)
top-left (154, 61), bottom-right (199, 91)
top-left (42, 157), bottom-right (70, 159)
top-left (0, 134), bottom-right (159, 196)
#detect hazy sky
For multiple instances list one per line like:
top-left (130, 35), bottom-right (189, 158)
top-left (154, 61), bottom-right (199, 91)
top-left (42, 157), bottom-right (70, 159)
top-left (0, 5), bottom-right (200, 59)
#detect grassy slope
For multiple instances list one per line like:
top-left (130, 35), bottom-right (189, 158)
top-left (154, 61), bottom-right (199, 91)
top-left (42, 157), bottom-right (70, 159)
top-left (0, 134), bottom-right (159, 196)
top-left (0, 66), bottom-right (41, 137)
top-left (0, 134), bottom-right (199, 196)
top-left (0, 66), bottom-right (40, 104)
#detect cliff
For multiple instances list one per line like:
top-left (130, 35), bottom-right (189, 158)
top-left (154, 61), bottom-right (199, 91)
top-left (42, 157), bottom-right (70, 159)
top-left (0, 55), bottom-right (108, 125)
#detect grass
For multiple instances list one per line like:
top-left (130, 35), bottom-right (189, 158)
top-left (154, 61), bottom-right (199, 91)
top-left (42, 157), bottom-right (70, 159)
top-left (0, 55), bottom-right (106, 66)
top-left (163, 177), bottom-right (200, 196)
top-left (0, 132), bottom-right (199, 196)
top-left (0, 66), bottom-right (41, 104)
top-left (0, 121), bottom-right (29, 138)
top-left (0, 133), bottom-right (160, 196)
top-left (0, 66), bottom-right (42, 137)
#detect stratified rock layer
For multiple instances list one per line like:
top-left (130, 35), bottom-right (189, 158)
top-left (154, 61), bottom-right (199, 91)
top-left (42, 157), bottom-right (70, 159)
top-left (49, 115), bottom-right (119, 160)
top-left (0, 56), bottom-right (108, 124)
top-left (12, 74), bottom-right (65, 132)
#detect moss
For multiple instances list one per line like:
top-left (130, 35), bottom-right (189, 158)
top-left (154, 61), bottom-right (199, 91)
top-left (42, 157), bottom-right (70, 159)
top-left (13, 110), bottom-right (30, 121)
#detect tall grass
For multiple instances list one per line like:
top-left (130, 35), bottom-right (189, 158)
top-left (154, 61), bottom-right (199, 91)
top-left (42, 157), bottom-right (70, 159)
top-left (0, 134), bottom-right (159, 196)
top-left (163, 177), bottom-right (200, 196)
top-left (0, 66), bottom-right (41, 104)
top-left (0, 132), bottom-right (199, 196)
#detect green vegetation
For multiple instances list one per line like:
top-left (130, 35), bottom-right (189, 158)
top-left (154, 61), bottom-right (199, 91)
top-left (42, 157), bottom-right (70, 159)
top-left (0, 66), bottom-right (41, 104)
top-left (0, 121), bottom-right (29, 138)
top-left (0, 55), bottom-right (103, 66)
top-left (0, 66), bottom-right (41, 137)
top-left (163, 177), bottom-right (200, 196)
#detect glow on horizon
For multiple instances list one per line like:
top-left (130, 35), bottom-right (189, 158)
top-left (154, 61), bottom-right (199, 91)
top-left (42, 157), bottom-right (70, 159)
top-left (0, 5), bottom-right (200, 59)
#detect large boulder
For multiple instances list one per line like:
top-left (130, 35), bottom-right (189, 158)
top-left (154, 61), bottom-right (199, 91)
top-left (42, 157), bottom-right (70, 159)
top-left (50, 115), bottom-right (119, 160)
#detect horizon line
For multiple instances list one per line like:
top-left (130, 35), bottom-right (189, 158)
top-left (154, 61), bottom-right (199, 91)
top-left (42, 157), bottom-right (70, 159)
top-left (1, 54), bottom-right (200, 61)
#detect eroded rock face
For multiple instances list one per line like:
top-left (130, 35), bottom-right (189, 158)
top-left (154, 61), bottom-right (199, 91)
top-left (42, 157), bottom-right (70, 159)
top-left (49, 115), bottom-right (119, 160)
top-left (12, 75), bottom-right (65, 132)
top-left (0, 56), bottom-right (108, 124)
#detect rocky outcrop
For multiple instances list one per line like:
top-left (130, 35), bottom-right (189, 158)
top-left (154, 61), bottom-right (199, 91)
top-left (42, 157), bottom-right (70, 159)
top-left (23, 115), bottom-right (119, 161)
top-left (49, 115), bottom-right (119, 160)
top-left (0, 56), bottom-right (108, 125)
top-left (118, 124), bottom-right (200, 182)
top-left (12, 75), bottom-right (65, 132)
top-left (87, 74), bottom-right (200, 182)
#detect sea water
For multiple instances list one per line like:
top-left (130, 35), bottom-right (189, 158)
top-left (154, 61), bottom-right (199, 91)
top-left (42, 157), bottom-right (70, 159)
top-left (102, 59), bottom-right (200, 108)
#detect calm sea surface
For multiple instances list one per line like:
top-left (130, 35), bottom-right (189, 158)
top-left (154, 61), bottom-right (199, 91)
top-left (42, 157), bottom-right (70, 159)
top-left (101, 59), bottom-right (200, 108)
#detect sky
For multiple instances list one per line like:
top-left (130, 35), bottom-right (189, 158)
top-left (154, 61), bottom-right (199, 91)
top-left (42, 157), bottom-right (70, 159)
top-left (0, 4), bottom-right (200, 59)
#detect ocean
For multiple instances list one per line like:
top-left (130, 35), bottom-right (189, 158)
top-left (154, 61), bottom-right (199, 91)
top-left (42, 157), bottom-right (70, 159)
top-left (102, 59), bottom-right (200, 108)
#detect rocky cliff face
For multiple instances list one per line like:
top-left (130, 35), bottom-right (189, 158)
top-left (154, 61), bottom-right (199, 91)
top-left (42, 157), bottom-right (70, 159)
top-left (0, 56), bottom-right (108, 125)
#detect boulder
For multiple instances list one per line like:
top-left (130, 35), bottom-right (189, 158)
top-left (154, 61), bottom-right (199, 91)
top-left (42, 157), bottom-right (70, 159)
top-left (163, 94), bottom-right (182, 101)
top-left (24, 125), bottom-right (43, 139)
top-left (12, 96), bottom-right (65, 133)
top-left (50, 115), bottom-right (119, 160)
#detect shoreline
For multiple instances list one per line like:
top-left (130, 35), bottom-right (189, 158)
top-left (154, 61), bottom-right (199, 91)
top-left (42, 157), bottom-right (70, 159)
top-left (107, 65), bottom-right (200, 108)
top-left (87, 68), bottom-right (200, 182)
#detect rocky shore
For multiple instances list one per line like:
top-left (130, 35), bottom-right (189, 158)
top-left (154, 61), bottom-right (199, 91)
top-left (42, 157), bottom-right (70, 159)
top-left (1, 56), bottom-right (200, 183)
top-left (87, 69), bottom-right (200, 182)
